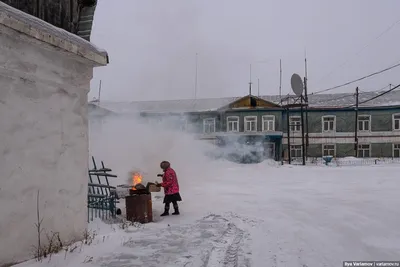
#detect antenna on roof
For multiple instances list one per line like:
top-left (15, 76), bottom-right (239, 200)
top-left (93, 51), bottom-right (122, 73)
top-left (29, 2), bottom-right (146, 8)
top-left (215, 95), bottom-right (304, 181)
top-left (304, 49), bottom-right (308, 102)
top-left (279, 59), bottom-right (282, 102)
top-left (194, 53), bottom-right (198, 100)
top-left (249, 64), bottom-right (252, 95)
top-left (304, 50), bottom-right (308, 79)
top-left (98, 80), bottom-right (102, 106)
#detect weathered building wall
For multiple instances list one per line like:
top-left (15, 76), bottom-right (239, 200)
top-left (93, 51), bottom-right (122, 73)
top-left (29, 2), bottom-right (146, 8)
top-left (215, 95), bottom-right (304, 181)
top-left (0, 0), bottom-right (80, 33)
top-left (0, 0), bottom-right (97, 41)
top-left (0, 3), bottom-right (108, 265)
top-left (279, 108), bottom-right (400, 158)
top-left (295, 143), bottom-right (395, 158)
top-left (281, 108), bottom-right (400, 133)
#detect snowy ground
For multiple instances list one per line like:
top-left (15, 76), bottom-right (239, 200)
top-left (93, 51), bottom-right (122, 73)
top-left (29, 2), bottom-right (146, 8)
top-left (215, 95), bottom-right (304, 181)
top-left (16, 162), bottom-right (400, 267)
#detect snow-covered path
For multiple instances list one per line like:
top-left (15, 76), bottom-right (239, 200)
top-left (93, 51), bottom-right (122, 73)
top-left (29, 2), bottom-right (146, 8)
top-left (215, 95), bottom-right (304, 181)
top-left (16, 163), bottom-right (400, 267)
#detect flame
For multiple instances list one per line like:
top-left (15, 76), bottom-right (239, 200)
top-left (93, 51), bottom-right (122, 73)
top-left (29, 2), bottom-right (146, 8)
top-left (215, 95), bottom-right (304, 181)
top-left (131, 172), bottom-right (143, 190)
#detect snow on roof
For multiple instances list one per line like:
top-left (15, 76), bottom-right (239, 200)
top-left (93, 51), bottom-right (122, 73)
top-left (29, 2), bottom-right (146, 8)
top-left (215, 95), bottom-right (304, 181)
top-left (88, 103), bottom-right (115, 117)
top-left (99, 90), bottom-right (400, 114)
top-left (0, 2), bottom-right (108, 66)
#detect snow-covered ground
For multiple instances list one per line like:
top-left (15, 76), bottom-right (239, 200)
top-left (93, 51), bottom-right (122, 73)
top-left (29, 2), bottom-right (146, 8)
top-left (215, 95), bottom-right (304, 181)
top-left (16, 116), bottom-right (400, 267)
top-left (16, 163), bottom-right (400, 267)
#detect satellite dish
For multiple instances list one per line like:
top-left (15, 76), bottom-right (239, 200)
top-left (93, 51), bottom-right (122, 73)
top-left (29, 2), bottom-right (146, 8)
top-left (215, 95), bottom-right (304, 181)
top-left (291, 73), bottom-right (304, 96)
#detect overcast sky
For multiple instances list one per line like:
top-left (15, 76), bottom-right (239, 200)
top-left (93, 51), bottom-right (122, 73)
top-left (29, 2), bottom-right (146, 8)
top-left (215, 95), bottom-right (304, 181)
top-left (89, 0), bottom-right (400, 102)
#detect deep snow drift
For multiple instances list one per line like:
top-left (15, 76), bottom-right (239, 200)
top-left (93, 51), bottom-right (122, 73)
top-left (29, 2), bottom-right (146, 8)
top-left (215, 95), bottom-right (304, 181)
top-left (15, 115), bottom-right (400, 267)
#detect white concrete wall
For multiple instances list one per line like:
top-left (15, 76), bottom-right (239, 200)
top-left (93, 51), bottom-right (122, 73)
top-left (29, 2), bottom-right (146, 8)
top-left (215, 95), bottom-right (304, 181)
top-left (0, 4), bottom-right (108, 265)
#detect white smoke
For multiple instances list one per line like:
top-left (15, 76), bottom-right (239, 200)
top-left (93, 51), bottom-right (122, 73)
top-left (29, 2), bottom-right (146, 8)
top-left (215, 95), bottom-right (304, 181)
top-left (89, 113), bottom-right (226, 189)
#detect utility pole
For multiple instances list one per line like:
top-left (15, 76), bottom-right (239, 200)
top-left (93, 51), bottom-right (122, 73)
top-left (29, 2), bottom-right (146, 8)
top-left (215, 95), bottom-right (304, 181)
top-left (300, 96), bottom-right (306, 165)
top-left (304, 55), bottom-right (309, 159)
top-left (257, 78), bottom-right (260, 97)
top-left (286, 107), bottom-right (291, 164)
top-left (354, 87), bottom-right (359, 157)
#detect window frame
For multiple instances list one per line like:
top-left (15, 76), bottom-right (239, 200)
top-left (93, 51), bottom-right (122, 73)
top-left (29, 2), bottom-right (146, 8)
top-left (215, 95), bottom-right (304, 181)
top-left (226, 116), bottom-right (239, 132)
top-left (393, 143), bottom-right (400, 158)
top-left (203, 118), bottom-right (216, 134)
top-left (321, 115), bottom-right (336, 132)
top-left (290, 145), bottom-right (302, 158)
top-left (392, 113), bottom-right (400, 131)
top-left (322, 144), bottom-right (336, 157)
top-left (289, 116), bottom-right (301, 132)
top-left (262, 115), bottom-right (275, 132)
top-left (244, 116), bottom-right (257, 132)
top-left (357, 143), bottom-right (371, 158)
top-left (357, 114), bottom-right (371, 132)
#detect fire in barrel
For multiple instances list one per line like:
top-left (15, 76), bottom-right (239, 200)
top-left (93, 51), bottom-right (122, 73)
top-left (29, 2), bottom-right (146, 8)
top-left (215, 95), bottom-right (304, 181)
top-left (131, 172), bottom-right (143, 190)
top-left (126, 171), bottom-right (153, 223)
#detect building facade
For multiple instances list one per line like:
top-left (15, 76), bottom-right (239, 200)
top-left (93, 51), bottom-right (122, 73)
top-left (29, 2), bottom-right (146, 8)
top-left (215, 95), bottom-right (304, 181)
top-left (0, 3), bottom-right (108, 265)
top-left (138, 94), bottom-right (400, 161)
top-left (282, 105), bottom-right (400, 159)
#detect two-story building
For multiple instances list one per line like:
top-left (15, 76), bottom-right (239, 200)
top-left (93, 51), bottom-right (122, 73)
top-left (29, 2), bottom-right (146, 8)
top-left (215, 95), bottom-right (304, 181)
top-left (283, 105), bottom-right (400, 159)
top-left (98, 90), bottom-right (400, 161)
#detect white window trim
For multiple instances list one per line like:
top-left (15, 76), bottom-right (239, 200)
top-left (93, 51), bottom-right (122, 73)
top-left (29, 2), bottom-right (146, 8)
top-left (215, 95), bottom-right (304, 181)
top-left (244, 116), bottom-right (257, 132)
top-left (357, 114), bottom-right (371, 132)
top-left (392, 143), bottom-right (400, 158)
top-left (289, 116), bottom-right (301, 132)
top-left (290, 145), bottom-right (303, 158)
top-left (321, 115), bottom-right (336, 132)
top-left (322, 144), bottom-right (336, 157)
top-left (262, 115), bottom-right (275, 132)
top-left (392, 113), bottom-right (400, 131)
top-left (357, 143), bottom-right (371, 158)
top-left (226, 116), bottom-right (239, 132)
top-left (203, 118), bottom-right (216, 134)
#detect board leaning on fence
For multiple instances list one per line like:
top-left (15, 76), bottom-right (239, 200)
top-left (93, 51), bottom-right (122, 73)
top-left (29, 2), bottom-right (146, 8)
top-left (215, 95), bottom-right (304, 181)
top-left (88, 156), bottom-right (120, 222)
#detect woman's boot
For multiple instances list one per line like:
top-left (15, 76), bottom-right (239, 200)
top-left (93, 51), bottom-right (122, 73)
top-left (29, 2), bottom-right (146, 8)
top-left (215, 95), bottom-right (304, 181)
top-left (172, 202), bottom-right (180, 215)
top-left (161, 203), bottom-right (169, 216)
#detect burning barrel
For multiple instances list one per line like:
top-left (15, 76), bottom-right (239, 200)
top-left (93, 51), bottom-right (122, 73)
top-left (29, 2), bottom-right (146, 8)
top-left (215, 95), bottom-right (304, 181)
top-left (125, 172), bottom-right (153, 223)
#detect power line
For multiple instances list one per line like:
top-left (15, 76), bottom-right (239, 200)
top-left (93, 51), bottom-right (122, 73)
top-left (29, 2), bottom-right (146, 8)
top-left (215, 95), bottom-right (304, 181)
top-left (278, 83), bottom-right (398, 107)
top-left (318, 84), bottom-right (390, 105)
top-left (304, 84), bottom-right (396, 108)
top-left (358, 83), bottom-right (400, 105)
top-left (311, 60), bottom-right (400, 95)
top-left (358, 84), bottom-right (390, 93)
top-left (344, 83), bottom-right (400, 108)
top-left (315, 17), bottom-right (400, 85)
